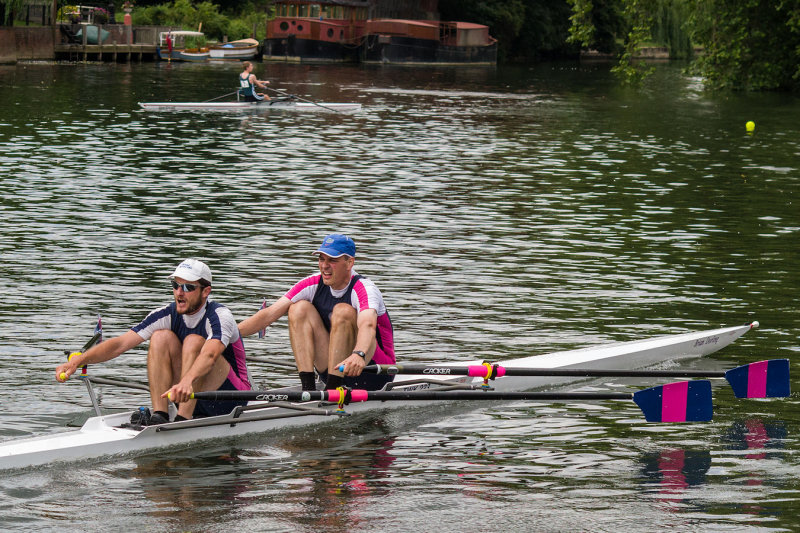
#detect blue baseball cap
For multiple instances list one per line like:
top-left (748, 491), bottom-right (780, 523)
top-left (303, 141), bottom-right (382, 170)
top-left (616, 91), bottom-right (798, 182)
top-left (313, 234), bottom-right (356, 258)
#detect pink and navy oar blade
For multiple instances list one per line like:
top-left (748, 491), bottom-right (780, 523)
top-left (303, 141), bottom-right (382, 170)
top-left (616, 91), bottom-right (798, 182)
top-left (258, 299), bottom-right (267, 338)
top-left (724, 359), bottom-right (790, 398)
top-left (633, 380), bottom-right (713, 422)
top-left (94, 315), bottom-right (103, 343)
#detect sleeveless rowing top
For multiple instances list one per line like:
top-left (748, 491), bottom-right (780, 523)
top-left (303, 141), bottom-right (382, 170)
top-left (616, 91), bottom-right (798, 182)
top-left (132, 300), bottom-right (250, 388)
top-left (310, 275), bottom-right (394, 358)
top-left (238, 73), bottom-right (263, 101)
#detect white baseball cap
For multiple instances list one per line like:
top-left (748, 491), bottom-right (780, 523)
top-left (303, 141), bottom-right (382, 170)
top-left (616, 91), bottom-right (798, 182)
top-left (169, 259), bottom-right (212, 284)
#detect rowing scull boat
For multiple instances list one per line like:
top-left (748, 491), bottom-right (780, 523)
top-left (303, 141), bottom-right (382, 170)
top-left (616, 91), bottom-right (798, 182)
top-left (0, 322), bottom-right (758, 470)
top-left (138, 100), bottom-right (361, 112)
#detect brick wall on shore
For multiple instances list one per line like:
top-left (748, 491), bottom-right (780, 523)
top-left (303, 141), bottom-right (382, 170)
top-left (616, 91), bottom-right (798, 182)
top-left (12, 27), bottom-right (55, 61)
top-left (0, 28), bottom-right (17, 63)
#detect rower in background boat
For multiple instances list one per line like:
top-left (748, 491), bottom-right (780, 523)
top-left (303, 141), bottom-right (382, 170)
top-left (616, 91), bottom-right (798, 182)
top-left (238, 61), bottom-right (270, 102)
top-left (55, 259), bottom-right (252, 425)
top-left (238, 234), bottom-right (395, 391)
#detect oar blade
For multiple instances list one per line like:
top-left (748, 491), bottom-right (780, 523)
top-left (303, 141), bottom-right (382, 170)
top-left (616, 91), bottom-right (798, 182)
top-left (633, 380), bottom-right (713, 423)
top-left (724, 359), bottom-right (791, 398)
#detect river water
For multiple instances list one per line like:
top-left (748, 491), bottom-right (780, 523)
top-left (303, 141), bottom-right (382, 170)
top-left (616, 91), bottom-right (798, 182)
top-left (0, 60), bottom-right (799, 531)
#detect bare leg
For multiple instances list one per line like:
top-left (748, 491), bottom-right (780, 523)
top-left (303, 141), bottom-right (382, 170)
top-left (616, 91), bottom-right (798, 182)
top-left (174, 334), bottom-right (231, 419)
top-left (326, 303), bottom-right (359, 375)
top-left (288, 300), bottom-right (329, 373)
top-left (147, 330), bottom-right (182, 413)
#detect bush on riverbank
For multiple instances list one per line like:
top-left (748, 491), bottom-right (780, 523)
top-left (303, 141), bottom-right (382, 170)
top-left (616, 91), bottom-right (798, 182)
top-left (129, 0), bottom-right (265, 41)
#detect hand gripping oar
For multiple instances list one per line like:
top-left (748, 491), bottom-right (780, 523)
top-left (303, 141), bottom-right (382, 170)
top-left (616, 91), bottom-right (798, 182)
top-left (59, 318), bottom-right (103, 381)
top-left (264, 86), bottom-right (343, 113)
top-left (189, 380), bottom-right (714, 423)
top-left (354, 360), bottom-right (791, 399)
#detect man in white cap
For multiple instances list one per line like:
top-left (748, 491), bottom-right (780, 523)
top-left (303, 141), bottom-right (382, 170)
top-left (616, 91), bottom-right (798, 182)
top-left (238, 234), bottom-right (395, 391)
top-left (56, 259), bottom-right (251, 425)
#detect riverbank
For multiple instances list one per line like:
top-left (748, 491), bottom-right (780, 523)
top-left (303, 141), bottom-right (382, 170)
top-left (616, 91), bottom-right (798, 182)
top-left (0, 24), bottom-right (170, 63)
top-left (3, 26), bottom-right (684, 64)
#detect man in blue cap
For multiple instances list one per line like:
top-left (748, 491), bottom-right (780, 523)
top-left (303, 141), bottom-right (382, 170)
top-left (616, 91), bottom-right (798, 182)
top-left (239, 234), bottom-right (395, 391)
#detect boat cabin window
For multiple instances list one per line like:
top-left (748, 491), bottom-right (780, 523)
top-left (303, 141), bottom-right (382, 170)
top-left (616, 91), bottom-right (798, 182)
top-left (277, 2), bottom-right (352, 20)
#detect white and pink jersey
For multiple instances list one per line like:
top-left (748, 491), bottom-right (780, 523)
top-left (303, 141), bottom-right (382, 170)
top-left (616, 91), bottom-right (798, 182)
top-left (285, 270), bottom-right (395, 364)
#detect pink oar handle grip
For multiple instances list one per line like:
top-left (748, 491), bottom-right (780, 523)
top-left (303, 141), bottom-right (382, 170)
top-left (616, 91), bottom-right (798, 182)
top-left (467, 365), bottom-right (506, 377)
top-left (326, 389), bottom-right (369, 403)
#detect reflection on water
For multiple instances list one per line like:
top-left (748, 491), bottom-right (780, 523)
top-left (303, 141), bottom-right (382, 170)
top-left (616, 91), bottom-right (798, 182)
top-left (0, 61), bottom-right (799, 531)
top-left (640, 448), bottom-right (712, 501)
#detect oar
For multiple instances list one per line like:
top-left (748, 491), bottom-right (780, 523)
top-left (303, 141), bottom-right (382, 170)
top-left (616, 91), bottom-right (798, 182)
top-left (353, 360), bottom-right (791, 399)
top-left (264, 86), bottom-right (343, 113)
top-left (59, 318), bottom-right (103, 381)
top-left (188, 380), bottom-right (714, 423)
top-left (203, 90), bottom-right (239, 103)
top-left (246, 355), bottom-right (296, 368)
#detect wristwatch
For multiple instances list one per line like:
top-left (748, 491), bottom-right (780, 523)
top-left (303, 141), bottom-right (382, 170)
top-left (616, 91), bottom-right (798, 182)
top-left (352, 350), bottom-right (366, 360)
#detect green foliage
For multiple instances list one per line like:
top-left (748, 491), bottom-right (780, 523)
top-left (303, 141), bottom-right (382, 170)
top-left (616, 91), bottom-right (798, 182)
top-left (787, 0), bottom-right (800, 81)
top-left (687, 0), bottom-right (800, 90)
top-left (439, 0), bottom-right (525, 62)
top-left (651, 0), bottom-right (692, 59)
top-left (226, 18), bottom-right (252, 40)
top-left (195, 1), bottom-right (228, 36)
top-left (566, 0), bottom-right (594, 46)
top-left (183, 33), bottom-right (206, 48)
top-left (130, 0), bottom-right (267, 40)
top-left (132, 4), bottom-right (170, 25)
top-left (566, 0), bottom-right (800, 90)
top-left (440, 0), bottom-right (577, 62)
top-left (610, 0), bottom-right (655, 86)
top-left (133, 0), bottom-right (227, 38)
top-left (515, 0), bottom-right (576, 60)
top-left (1, 0), bottom-right (27, 26)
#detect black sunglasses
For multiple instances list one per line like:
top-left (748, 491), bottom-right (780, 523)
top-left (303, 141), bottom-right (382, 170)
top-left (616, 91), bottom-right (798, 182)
top-left (171, 280), bottom-right (200, 292)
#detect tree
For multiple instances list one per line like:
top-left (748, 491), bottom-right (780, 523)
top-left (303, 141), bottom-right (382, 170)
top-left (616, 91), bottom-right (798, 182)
top-left (687, 0), bottom-right (800, 90)
top-left (567, 0), bottom-right (800, 90)
top-left (1, 0), bottom-right (28, 25)
top-left (439, 0), bottom-right (579, 62)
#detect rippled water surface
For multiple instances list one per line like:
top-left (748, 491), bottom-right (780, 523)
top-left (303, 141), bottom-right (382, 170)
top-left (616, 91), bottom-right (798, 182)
top-left (1, 60), bottom-right (799, 531)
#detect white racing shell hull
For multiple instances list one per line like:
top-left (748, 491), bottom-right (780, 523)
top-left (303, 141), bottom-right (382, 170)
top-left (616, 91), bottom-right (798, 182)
top-left (0, 323), bottom-right (757, 470)
top-left (138, 101), bottom-right (361, 112)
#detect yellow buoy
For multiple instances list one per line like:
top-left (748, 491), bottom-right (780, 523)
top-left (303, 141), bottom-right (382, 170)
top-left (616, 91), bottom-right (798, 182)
top-left (746, 120), bottom-right (755, 133)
